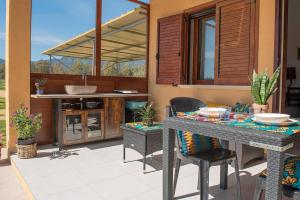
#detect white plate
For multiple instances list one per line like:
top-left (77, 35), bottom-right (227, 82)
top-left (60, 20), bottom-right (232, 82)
top-left (252, 117), bottom-right (298, 126)
top-left (196, 107), bottom-right (227, 118)
top-left (254, 113), bottom-right (290, 123)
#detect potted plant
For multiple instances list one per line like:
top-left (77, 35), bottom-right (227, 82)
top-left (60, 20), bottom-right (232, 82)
top-left (250, 67), bottom-right (281, 113)
top-left (138, 102), bottom-right (155, 126)
top-left (11, 105), bottom-right (42, 159)
top-left (34, 78), bottom-right (47, 94)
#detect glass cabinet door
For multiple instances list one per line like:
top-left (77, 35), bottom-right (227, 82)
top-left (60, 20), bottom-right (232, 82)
top-left (63, 111), bottom-right (84, 144)
top-left (86, 110), bottom-right (104, 140)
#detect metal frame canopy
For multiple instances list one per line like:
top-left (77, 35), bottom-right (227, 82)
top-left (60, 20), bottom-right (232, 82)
top-left (42, 7), bottom-right (147, 63)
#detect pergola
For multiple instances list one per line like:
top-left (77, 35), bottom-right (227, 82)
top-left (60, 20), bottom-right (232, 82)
top-left (42, 6), bottom-right (147, 69)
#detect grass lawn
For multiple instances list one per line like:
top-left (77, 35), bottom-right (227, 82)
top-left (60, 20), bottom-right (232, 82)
top-left (0, 120), bottom-right (5, 147)
top-left (0, 98), bottom-right (5, 110)
top-left (0, 80), bottom-right (5, 90)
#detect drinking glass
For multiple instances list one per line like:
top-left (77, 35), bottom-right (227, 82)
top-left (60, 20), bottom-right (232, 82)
top-left (248, 107), bottom-right (254, 119)
top-left (222, 107), bottom-right (232, 121)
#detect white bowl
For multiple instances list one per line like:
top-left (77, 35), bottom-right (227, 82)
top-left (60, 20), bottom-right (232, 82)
top-left (254, 113), bottom-right (290, 123)
top-left (197, 107), bottom-right (227, 118)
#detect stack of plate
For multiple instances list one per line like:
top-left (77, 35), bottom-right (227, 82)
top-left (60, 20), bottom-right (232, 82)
top-left (196, 107), bottom-right (227, 118)
top-left (252, 113), bottom-right (297, 126)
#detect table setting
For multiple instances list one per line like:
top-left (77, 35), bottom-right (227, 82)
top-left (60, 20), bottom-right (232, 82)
top-left (163, 105), bottom-right (300, 200)
top-left (175, 105), bottom-right (300, 136)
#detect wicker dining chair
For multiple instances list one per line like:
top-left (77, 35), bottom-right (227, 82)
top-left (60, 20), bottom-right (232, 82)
top-left (169, 97), bottom-right (241, 200)
top-left (253, 171), bottom-right (300, 200)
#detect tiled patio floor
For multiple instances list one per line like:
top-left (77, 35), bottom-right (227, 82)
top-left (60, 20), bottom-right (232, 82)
top-left (0, 163), bottom-right (27, 200)
top-left (10, 140), bottom-right (284, 200)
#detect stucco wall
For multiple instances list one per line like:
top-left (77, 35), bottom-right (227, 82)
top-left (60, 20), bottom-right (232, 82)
top-left (148, 0), bottom-right (276, 120)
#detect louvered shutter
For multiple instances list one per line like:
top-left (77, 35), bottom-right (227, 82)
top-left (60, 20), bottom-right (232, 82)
top-left (156, 14), bottom-right (186, 85)
top-left (215, 0), bottom-right (257, 85)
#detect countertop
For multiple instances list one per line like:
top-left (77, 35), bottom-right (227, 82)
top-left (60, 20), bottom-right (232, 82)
top-left (30, 93), bottom-right (150, 99)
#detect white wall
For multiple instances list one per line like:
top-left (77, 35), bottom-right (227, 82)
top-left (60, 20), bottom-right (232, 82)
top-left (287, 0), bottom-right (300, 86)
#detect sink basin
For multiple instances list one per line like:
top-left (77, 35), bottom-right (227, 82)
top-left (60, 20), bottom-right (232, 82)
top-left (65, 85), bottom-right (97, 95)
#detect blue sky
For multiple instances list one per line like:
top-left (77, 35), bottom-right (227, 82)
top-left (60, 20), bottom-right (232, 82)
top-left (0, 0), bottom-right (145, 61)
top-left (0, 0), bottom-right (5, 60)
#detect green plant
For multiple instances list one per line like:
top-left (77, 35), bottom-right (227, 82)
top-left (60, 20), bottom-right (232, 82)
top-left (137, 102), bottom-right (155, 120)
top-left (35, 78), bottom-right (47, 90)
top-left (250, 67), bottom-right (281, 105)
top-left (11, 105), bottom-right (42, 140)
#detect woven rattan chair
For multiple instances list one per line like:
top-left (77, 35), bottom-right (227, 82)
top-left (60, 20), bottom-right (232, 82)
top-left (254, 170), bottom-right (300, 200)
top-left (169, 97), bottom-right (241, 200)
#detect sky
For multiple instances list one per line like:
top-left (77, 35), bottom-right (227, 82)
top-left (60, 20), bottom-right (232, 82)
top-left (0, 0), bottom-right (5, 60)
top-left (0, 0), bottom-right (146, 61)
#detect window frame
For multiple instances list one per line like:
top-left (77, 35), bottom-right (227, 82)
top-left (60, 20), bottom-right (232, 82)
top-left (184, 3), bottom-right (216, 85)
top-left (191, 12), bottom-right (215, 85)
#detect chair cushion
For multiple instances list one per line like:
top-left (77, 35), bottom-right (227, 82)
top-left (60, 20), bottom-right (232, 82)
top-left (177, 130), bottom-right (221, 156)
top-left (259, 156), bottom-right (300, 190)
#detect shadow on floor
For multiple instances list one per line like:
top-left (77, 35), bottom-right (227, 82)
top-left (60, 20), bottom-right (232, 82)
top-left (85, 139), bottom-right (123, 150)
top-left (174, 171), bottom-right (259, 200)
top-left (125, 153), bottom-right (194, 174)
top-left (36, 139), bottom-right (123, 160)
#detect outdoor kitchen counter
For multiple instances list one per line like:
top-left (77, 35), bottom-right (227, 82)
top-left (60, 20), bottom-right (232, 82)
top-left (30, 93), bottom-right (150, 150)
top-left (30, 93), bottom-right (150, 99)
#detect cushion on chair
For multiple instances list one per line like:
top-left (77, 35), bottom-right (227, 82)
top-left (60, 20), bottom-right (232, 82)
top-left (259, 156), bottom-right (300, 190)
top-left (177, 130), bottom-right (221, 157)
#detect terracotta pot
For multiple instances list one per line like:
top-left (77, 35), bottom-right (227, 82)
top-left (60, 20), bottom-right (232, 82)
top-left (252, 103), bottom-right (269, 114)
top-left (142, 118), bottom-right (154, 126)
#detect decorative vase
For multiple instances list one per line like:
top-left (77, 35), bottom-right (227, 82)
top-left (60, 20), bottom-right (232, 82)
top-left (36, 89), bottom-right (44, 95)
top-left (252, 103), bottom-right (269, 114)
top-left (16, 138), bottom-right (37, 159)
top-left (142, 118), bottom-right (154, 126)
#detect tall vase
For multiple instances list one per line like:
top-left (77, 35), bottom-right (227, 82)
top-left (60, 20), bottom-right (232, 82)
top-left (252, 103), bottom-right (269, 114)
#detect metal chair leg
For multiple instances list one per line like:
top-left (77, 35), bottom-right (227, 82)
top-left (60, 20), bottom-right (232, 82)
top-left (123, 146), bottom-right (126, 163)
top-left (200, 161), bottom-right (210, 200)
top-left (143, 155), bottom-right (146, 173)
top-left (197, 165), bottom-right (201, 190)
top-left (173, 158), bottom-right (181, 197)
top-left (233, 158), bottom-right (241, 200)
top-left (253, 177), bottom-right (265, 200)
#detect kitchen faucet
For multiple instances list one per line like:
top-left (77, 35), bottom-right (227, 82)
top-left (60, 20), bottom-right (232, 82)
top-left (82, 73), bottom-right (87, 86)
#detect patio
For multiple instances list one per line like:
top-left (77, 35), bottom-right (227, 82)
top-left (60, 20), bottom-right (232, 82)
top-left (2, 0), bottom-right (298, 199)
top-left (10, 139), bottom-right (272, 200)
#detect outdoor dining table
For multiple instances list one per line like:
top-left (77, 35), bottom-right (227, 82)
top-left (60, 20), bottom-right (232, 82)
top-left (162, 112), bottom-right (300, 200)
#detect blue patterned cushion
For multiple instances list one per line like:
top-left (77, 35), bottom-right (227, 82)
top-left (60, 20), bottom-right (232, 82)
top-left (176, 130), bottom-right (220, 156)
top-left (260, 156), bottom-right (300, 189)
top-left (282, 156), bottom-right (300, 189)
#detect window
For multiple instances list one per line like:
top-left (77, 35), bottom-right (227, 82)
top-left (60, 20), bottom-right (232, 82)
top-left (100, 0), bottom-right (148, 78)
top-left (188, 9), bottom-right (216, 85)
top-left (30, 0), bottom-right (148, 78)
top-left (30, 0), bottom-right (96, 75)
top-left (156, 0), bottom-right (257, 86)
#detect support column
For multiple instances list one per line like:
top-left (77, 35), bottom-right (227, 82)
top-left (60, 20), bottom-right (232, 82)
top-left (5, 0), bottom-right (31, 151)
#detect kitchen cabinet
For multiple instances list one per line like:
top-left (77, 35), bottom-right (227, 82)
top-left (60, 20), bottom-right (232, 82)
top-left (104, 98), bottom-right (124, 139)
top-left (63, 109), bottom-right (104, 145)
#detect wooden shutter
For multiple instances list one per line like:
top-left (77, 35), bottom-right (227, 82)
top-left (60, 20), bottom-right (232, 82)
top-left (215, 0), bottom-right (257, 85)
top-left (156, 14), bottom-right (186, 85)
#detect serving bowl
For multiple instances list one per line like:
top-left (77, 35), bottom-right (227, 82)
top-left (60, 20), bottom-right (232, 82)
top-left (254, 113), bottom-right (290, 123)
top-left (196, 107), bottom-right (227, 118)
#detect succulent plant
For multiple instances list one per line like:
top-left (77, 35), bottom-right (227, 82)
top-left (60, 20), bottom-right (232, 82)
top-left (250, 67), bottom-right (281, 105)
